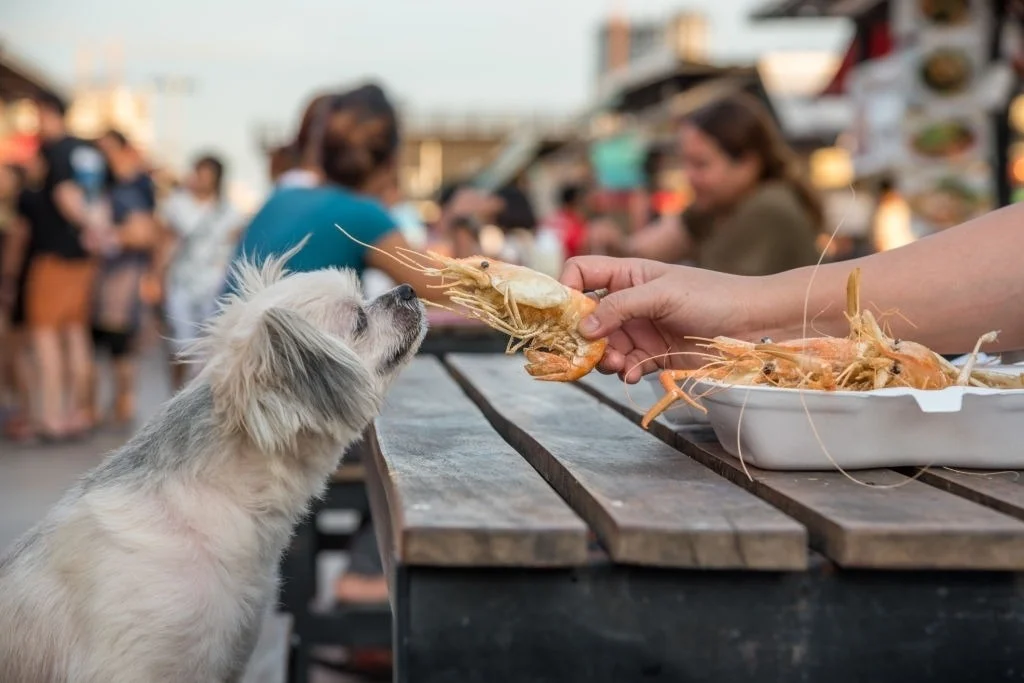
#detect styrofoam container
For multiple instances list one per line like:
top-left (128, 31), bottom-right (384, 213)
top-left (699, 368), bottom-right (1024, 471)
top-left (644, 374), bottom-right (709, 426)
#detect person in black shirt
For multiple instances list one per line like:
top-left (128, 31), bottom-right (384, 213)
top-left (23, 90), bottom-right (108, 440)
top-left (91, 130), bottom-right (158, 429)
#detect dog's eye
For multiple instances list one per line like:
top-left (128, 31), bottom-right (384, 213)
top-left (354, 307), bottom-right (369, 337)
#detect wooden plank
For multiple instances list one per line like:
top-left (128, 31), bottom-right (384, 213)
top-left (367, 356), bottom-right (588, 567)
top-left (915, 468), bottom-right (1024, 522)
top-left (446, 354), bottom-right (808, 570)
top-left (579, 371), bottom-right (1024, 570)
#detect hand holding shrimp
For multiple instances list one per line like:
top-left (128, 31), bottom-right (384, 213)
top-left (338, 226), bottom-right (607, 381)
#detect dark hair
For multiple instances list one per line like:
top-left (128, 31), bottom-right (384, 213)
top-left (494, 184), bottom-right (537, 232)
top-left (437, 181), bottom-right (465, 208)
top-left (34, 90), bottom-right (68, 117)
top-left (320, 84), bottom-right (400, 189)
top-left (642, 145), bottom-right (667, 191)
top-left (278, 83), bottom-right (400, 190)
top-left (194, 153), bottom-right (225, 197)
top-left (102, 129), bottom-right (129, 148)
top-left (683, 93), bottom-right (825, 232)
top-left (559, 184), bottom-right (584, 207)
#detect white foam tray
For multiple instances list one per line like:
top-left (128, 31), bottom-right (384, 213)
top-left (644, 375), bottom-right (709, 426)
top-left (696, 368), bottom-right (1024, 471)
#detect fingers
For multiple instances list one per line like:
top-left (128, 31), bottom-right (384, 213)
top-left (560, 256), bottom-right (669, 292)
top-left (597, 348), bottom-right (625, 375)
top-left (596, 329), bottom-right (632, 374)
top-left (620, 351), bottom-right (661, 383)
top-left (579, 285), bottom-right (665, 340)
top-left (559, 255), bottom-right (623, 292)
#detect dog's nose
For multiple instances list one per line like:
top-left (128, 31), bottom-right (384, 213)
top-left (396, 284), bottom-right (416, 301)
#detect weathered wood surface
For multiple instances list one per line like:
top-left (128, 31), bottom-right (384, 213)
top-left (447, 354), bottom-right (808, 570)
top-left (368, 356), bottom-right (589, 568)
top-left (915, 468), bottom-right (1024, 522)
top-left (580, 371), bottom-right (1024, 570)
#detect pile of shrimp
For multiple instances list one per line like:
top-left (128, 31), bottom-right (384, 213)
top-left (337, 226), bottom-right (607, 381)
top-left (643, 268), bottom-right (1024, 428)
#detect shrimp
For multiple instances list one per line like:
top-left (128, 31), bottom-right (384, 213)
top-left (337, 226), bottom-right (607, 381)
top-left (642, 268), bottom-right (1015, 428)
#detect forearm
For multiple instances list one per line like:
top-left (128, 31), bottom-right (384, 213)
top-left (53, 183), bottom-right (89, 229)
top-left (755, 203), bottom-right (1024, 353)
top-left (152, 226), bottom-right (178, 279)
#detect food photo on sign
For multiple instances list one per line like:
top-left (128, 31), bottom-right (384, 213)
top-left (899, 164), bottom-right (994, 233)
top-left (906, 116), bottom-right (979, 160)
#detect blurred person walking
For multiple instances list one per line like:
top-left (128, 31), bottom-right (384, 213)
top-left (158, 153), bottom-right (243, 391)
top-left (23, 91), bottom-right (108, 441)
top-left (0, 163), bottom-right (29, 437)
top-left (544, 183), bottom-right (589, 259)
top-left (90, 130), bottom-right (160, 429)
top-left (590, 92), bottom-right (823, 276)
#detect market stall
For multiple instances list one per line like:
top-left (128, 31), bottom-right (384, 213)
top-left (754, 0), bottom-right (1020, 246)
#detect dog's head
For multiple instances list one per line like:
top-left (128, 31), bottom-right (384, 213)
top-left (190, 246), bottom-right (426, 454)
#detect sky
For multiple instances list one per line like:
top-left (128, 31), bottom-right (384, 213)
top-left (1, 0), bottom-right (849, 198)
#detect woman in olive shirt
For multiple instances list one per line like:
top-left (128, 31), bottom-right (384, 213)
top-left (592, 93), bottom-right (823, 275)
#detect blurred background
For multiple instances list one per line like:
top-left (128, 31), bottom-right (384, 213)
top-left (4, 0), bottom-right (1023, 255)
top-left (4, 2), bottom-right (1024, 680)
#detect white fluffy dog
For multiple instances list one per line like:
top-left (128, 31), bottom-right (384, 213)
top-left (0, 250), bottom-right (426, 683)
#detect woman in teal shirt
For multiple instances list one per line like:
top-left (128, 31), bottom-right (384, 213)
top-left (228, 83), bottom-right (438, 297)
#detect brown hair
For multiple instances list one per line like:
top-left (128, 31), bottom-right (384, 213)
top-left (273, 84), bottom-right (400, 191)
top-left (683, 92), bottom-right (825, 232)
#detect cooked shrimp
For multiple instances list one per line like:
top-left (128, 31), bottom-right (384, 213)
top-left (642, 268), bottom-right (1017, 427)
top-left (337, 226), bottom-right (607, 381)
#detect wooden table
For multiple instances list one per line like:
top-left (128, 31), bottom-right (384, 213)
top-left (365, 354), bottom-right (1024, 683)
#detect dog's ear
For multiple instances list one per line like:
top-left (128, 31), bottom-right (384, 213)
top-left (227, 235), bottom-right (312, 302)
top-left (212, 306), bottom-right (381, 453)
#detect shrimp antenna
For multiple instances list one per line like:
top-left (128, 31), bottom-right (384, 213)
top-left (335, 224), bottom-right (433, 272)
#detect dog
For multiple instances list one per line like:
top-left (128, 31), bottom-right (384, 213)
top-left (0, 247), bottom-right (426, 683)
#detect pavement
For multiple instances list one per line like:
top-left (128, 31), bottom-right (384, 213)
top-left (0, 343), bottom-right (366, 683)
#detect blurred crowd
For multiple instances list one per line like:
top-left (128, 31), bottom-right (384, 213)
top-left (0, 90), bottom-right (244, 444)
top-left (0, 81), bottom-right (880, 445)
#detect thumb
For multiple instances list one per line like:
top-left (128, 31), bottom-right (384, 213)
top-left (579, 284), bottom-right (662, 339)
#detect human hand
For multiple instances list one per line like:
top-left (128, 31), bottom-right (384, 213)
top-left (561, 256), bottom-right (756, 382)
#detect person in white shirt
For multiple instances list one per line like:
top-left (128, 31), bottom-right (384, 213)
top-left (157, 154), bottom-right (243, 390)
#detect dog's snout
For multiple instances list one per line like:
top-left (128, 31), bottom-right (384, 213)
top-left (396, 284), bottom-right (416, 301)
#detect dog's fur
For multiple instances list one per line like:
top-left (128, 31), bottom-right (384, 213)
top-left (0, 250), bottom-right (426, 683)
